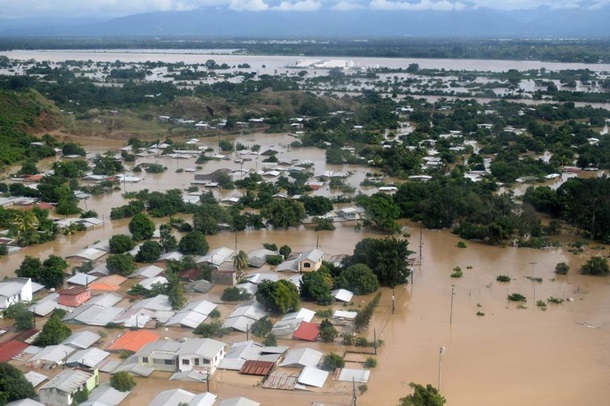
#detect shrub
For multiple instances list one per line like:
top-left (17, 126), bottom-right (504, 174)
top-left (457, 241), bottom-right (467, 248)
top-left (508, 293), bottom-right (527, 302)
top-left (496, 275), bottom-right (511, 282)
top-left (110, 371), bottom-right (136, 392)
top-left (209, 309), bottom-right (221, 318)
top-left (364, 357), bottom-right (377, 368)
top-left (194, 320), bottom-right (230, 338)
top-left (319, 319), bottom-right (338, 343)
top-left (250, 316), bottom-right (273, 337)
top-left (322, 352), bottom-right (345, 371)
top-left (263, 333), bottom-right (277, 347)
top-left (221, 287), bottom-right (252, 301)
top-left (547, 296), bottom-right (564, 304)
top-left (554, 262), bottom-right (569, 275)
top-left (358, 384), bottom-right (368, 395)
top-left (266, 255), bottom-right (283, 265)
top-left (341, 333), bottom-right (354, 346)
top-left (476, 311), bottom-right (485, 316)
top-left (450, 266), bottom-right (463, 278)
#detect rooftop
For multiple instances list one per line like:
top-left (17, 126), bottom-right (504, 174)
top-left (39, 368), bottom-right (92, 394)
top-left (106, 330), bottom-right (160, 353)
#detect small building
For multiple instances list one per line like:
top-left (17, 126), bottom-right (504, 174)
top-left (136, 338), bottom-right (226, 376)
top-left (59, 286), bottom-right (91, 307)
top-left (292, 321), bottom-right (320, 342)
top-left (337, 207), bottom-right (364, 221)
top-left (275, 249), bottom-right (324, 273)
top-left (0, 278), bottom-right (33, 310)
top-left (211, 269), bottom-right (239, 285)
top-left (39, 369), bottom-right (99, 406)
top-left (217, 398), bottom-right (260, 406)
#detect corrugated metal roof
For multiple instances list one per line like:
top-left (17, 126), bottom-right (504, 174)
top-left (190, 393), bottom-right (217, 406)
top-left (66, 348), bottom-right (110, 368)
top-left (298, 367), bottom-right (329, 388)
top-left (177, 338), bottom-right (226, 358)
top-left (240, 360), bottom-right (275, 376)
top-left (106, 330), bottom-right (160, 353)
top-left (6, 399), bottom-right (45, 406)
top-left (282, 308), bottom-right (315, 323)
top-left (261, 371), bottom-right (298, 390)
top-left (85, 382), bottom-right (131, 406)
top-left (62, 331), bottom-right (101, 349)
top-left (131, 265), bottom-right (164, 278)
top-left (67, 273), bottom-right (98, 286)
top-left (147, 389), bottom-right (195, 406)
top-left (332, 368), bottom-right (370, 383)
top-left (217, 397), bottom-right (260, 406)
top-left (292, 321), bottom-right (320, 342)
top-left (23, 370), bottom-right (47, 387)
top-left (0, 340), bottom-right (28, 362)
top-left (27, 344), bottom-right (75, 366)
top-left (332, 289), bottom-right (354, 302)
top-left (40, 369), bottom-right (92, 394)
top-left (279, 348), bottom-right (322, 368)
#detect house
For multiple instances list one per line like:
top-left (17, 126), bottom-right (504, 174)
top-left (217, 397), bottom-right (260, 406)
top-left (211, 269), bottom-right (239, 285)
top-left (147, 389), bottom-right (217, 406)
top-left (337, 207), bottom-right (364, 221)
top-left (38, 369), bottom-right (99, 406)
top-left (58, 286), bottom-right (91, 307)
top-left (26, 344), bottom-right (75, 368)
top-left (136, 338), bottom-right (226, 376)
top-left (106, 330), bottom-right (160, 353)
top-left (275, 249), bottom-right (323, 273)
top-left (0, 278), bottom-right (33, 310)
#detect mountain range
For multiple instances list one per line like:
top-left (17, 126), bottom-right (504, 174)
top-left (1, 6), bottom-right (610, 38)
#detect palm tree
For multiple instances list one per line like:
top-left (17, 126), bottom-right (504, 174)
top-left (14, 211), bottom-right (40, 246)
top-left (233, 250), bottom-right (249, 275)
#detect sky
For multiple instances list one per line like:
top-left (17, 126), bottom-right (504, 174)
top-left (1, 0), bottom-right (608, 18)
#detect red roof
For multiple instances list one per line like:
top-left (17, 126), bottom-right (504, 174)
top-left (106, 330), bottom-right (160, 353)
top-left (292, 321), bottom-right (320, 342)
top-left (0, 341), bottom-right (29, 362)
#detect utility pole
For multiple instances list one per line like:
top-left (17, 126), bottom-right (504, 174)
top-left (438, 347), bottom-right (446, 390)
top-left (449, 286), bottom-right (456, 324)
top-left (529, 262), bottom-right (537, 302)
top-left (352, 377), bottom-right (357, 406)
top-left (392, 289), bottom-right (395, 315)
top-left (316, 234), bottom-right (319, 249)
top-left (419, 226), bottom-right (423, 266)
top-left (373, 329), bottom-right (377, 355)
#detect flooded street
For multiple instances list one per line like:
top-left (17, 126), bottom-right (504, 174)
top-left (2, 129), bottom-right (610, 405)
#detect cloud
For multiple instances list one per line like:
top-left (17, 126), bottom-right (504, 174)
top-left (273, 0), bottom-right (322, 11)
top-left (467, 0), bottom-right (587, 10)
top-left (332, 1), bottom-right (366, 10)
top-left (229, 0), bottom-right (269, 10)
top-left (369, 0), bottom-right (467, 11)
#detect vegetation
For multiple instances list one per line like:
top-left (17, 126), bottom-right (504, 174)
top-left (0, 362), bottom-right (36, 405)
top-left (263, 333), bottom-right (277, 346)
top-left (398, 382), bottom-right (446, 406)
top-left (299, 270), bottom-right (333, 305)
top-left (32, 313), bottom-right (71, 347)
top-left (221, 287), bottom-right (252, 301)
top-left (193, 320), bottom-right (230, 338)
top-left (178, 231), bottom-right (209, 255)
top-left (354, 292), bottom-right (382, 331)
top-left (135, 241), bottom-right (162, 263)
top-left (106, 254), bottom-right (136, 276)
top-left (496, 275), bottom-right (511, 282)
top-left (110, 372), bottom-right (136, 392)
top-left (580, 256), bottom-right (610, 276)
top-left (256, 279), bottom-right (301, 314)
top-left (335, 264), bottom-right (379, 295)
top-left (508, 293), bottom-right (527, 302)
top-left (15, 255), bottom-right (68, 289)
top-left (322, 352), bottom-right (345, 371)
top-left (128, 213), bottom-right (155, 241)
top-left (261, 199), bottom-right (306, 229)
top-left (250, 316), bottom-right (273, 337)
top-left (364, 357), bottom-right (377, 368)
top-left (109, 234), bottom-right (136, 254)
top-left (319, 319), bottom-right (338, 343)
top-left (3, 302), bottom-right (34, 331)
top-left (555, 262), bottom-right (570, 275)
top-left (345, 238), bottom-right (413, 287)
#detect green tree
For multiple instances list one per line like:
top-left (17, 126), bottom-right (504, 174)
top-left (16, 255), bottom-right (67, 289)
top-left (319, 319), bottom-right (338, 343)
top-left (166, 271), bottom-right (187, 310)
top-left (110, 371), bottom-right (136, 392)
top-left (221, 287), bottom-right (251, 301)
top-left (279, 245), bottom-right (292, 259)
top-left (0, 362), bottom-right (36, 404)
top-left (555, 262), bottom-right (570, 275)
top-left (178, 231), bottom-right (209, 255)
top-left (580, 256), bottom-right (610, 276)
top-left (193, 320), bottom-right (230, 338)
top-left (336, 264), bottom-right (380, 295)
top-left (301, 196), bottom-right (333, 216)
top-left (109, 234), bottom-right (136, 254)
top-left (233, 250), bottom-right (248, 271)
top-left (159, 223), bottom-right (177, 252)
top-left (357, 193), bottom-right (401, 234)
top-left (32, 313), bottom-right (71, 347)
top-left (256, 279), bottom-right (301, 314)
top-left (263, 333), bottom-right (277, 346)
top-left (135, 241), bottom-right (162, 263)
top-left (347, 238), bottom-right (413, 287)
top-left (193, 201), bottom-right (231, 235)
top-left (321, 352), bottom-right (345, 371)
top-left (250, 316), bottom-right (273, 337)
top-left (128, 213), bottom-right (155, 241)
top-left (398, 383), bottom-right (446, 406)
top-left (354, 292), bottom-right (381, 331)
top-left (106, 254), bottom-right (136, 276)
top-left (299, 270), bottom-right (333, 305)
top-left (261, 199), bottom-right (306, 229)
top-left (3, 302), bottom-right (34, 332)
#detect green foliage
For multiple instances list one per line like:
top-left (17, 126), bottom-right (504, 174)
top-left (313, 217), bottom-right (336, 231)
top-left (301, 195), bottom-right (333, 216)
top-left (316, 308), bottom-right (334, 319)
top-left (106, 254), bottom-right (136, 276)
top-left (580, 256), bottom-right (610, 276)
top-left (165, 271), bottom-right (187, 310)
top-left (3, 302), bottom-right (34, 332)
top-left (263, 243), bottom-right (278, 251)
top-left (92, 153), bottom-right (124, 175)
top-left (299, 270), bottom-right (333, 305)
top-left (250, 316), bottom-right (273, 337)
top-left (256, 279), bottom-right (301, 314)
top-left (547, 296), bottom-right (564, 304)
top-left (364, 357), bottom-right (377, 368)
top-left (450, 266), bottom-right (463, 278)
top-left (356, 193), bottom-right (401, 233)
top-left (221, 287), bottom-right (252, 301)
top-left (398, 382), bottom-right (446, 406)
top-left (193, 199), bottom-right (231, 235)
top-left (554, 262), bottom-right (569, 275)
top-left (537, 300), bottom-right (547, 308)
top-left (322, 352), bottom-right (345, 371)
top-left (62, 142), bottom-right (86, 156)
top-left (319, 318), bottom-right (338, 343)
top-left (15, 254), bottom-right (67, 289)
top-left (193, 320), bottom-right (230, 338)
top-left (109, 234), bottom-right (136, 254)
top-left (178, 231), bottom-right (209, 255)
top-left (508, 293), bottom-right (527, 302)
top-left (359, 384), bottom-right (368, 395)
top-left (354, 292), bottom-right (382, 331)
top-left (72, 386), bottom-right (89, 405)
top-left (33, 313), bottom-right (71, 347)
top-left (128, 213), bottom-right (155, 241)
top-left (110, 372), bottom-right (136, 392)
top-left (233, 250), bottom-right (248, 271)
top-left (346, 237), bottom-right (413, 287)
top-left (143, 163), bottom-right (166, 173)
top-left (341, 333), bottom-right (354, 345)
top-left (0, 362), bottom-right (36, 404)
top-left (135, 241), bottom-right (162, 263)
top-left (456, 241), bottom-right (467, 248)
top-left (263, 333), bottom-right (277, 347)
top-left (110, 200), bottom-right (145, 220)
top-left (159, 224), bottom-right (178, 252)
top-left (261, 199), bottom-right (306, 229)
top-left (335, 264), bottom-right (380, 295)
top-left (279, 245), bottom-right (292, 259)
top-left (209, 309), bottom-right (221, 318)
top-left (496, 275), bottom-right (511, 282)
top-left (266, 255), bottom-right (283, 265)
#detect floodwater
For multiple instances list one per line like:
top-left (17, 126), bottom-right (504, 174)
top-left (4, 49), bottom-right (610, 73)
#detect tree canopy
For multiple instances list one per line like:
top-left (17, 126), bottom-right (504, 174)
top-left (128, 213), bottom-right (155, 241)
top-left (335, 264), bottom-right (380, 295)
top-left (106, 253), bottom-right (136, 276)
top-left (299, 270), bottom-right (333, 305)
top-left (32, 313), bottom-right (71, 347)
top-left (346, 237), bottom-right (413, 287)
top-left (580, 256), bottom-right (610, 276)
top-left (135, 240), bottom-right (162, 263)
top-left (256, 279), bottom-right (301, 314)
top-left (261, 199), bottom-right (306, 229)
top-left (109, 234), bottom-right (136, 254)
top-left (0, 362), bottom-right (36, 405)
top-left (15, 254), bottom-right (67, 289)
top-left (178, 231), bottom-right (209, 255)
top-left (398, 383), bottom-right (446, 406)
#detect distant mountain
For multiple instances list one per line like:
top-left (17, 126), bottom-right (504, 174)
top-left (1, 7), bottom-right (610, 38)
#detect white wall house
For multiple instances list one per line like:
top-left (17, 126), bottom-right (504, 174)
top-left (0, 278), bottom-right (32, 310)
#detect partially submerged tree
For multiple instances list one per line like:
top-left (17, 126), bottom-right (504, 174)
top-left (0, 362), bottom-right (36, 404)
top-left (398, 382), bottom-right (446, 406)
top-left (110, 371), bottom-right (136, 392)
top-left (128, 213), bottom-right (155, 241)
top-left (33, 313), bottom-right (71, 347)
top-left (256, 279), bottom-right (301, 314)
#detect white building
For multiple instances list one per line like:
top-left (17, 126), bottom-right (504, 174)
top-left (0, 278), bottom-right (32, 309)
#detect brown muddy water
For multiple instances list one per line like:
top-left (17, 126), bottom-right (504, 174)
top-left (2, 132), bottom-right (610, 405)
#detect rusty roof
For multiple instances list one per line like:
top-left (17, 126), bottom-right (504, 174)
top-left (0, 340), bottom-right (29, 362)
top-left (239, 360), bottom-right (275, 376)
top-left (261, 371), bottom-right (299, 390)
top-left (59, 286), bottom-right (89, 296)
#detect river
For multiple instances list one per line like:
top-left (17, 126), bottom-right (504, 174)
top-left (3, 49), bottom-right (610, 73)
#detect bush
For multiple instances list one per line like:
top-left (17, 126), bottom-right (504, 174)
top-left (358, 384), bottom-right (368, 395)
top-left (193, 320), bottom-right (230, 338)
top-left (221, 287), bottom-right (252, 301)
top-left (263, 333), bottom-right (277, 346)
top-left (554, 262), bottom-right (569, 275)
top-left (266, 255), bottom-right (283, 265)
top-left (209, 309), bottom-right (221, 318)
top-left (319, 319), bottom-right (338, 343)
top-left (250, 316), bottom-right (273, 337)
top-left (110, 371), bottom-right (136, 392)
top-left (341, 333), bottom-right (354, 346)
top-left (109, 234), bottom-right (136, 254)
top-left (580, 256), bottom-right (610, 276)
top-left (450, 266), bottom-right (463, 278)
top-left (547, 296), bottom-right (564, 304)
top-left (364, 357), bottom-right (377, 368)
top-left (496, 275), bottom-right (511, 282)
top-left (508, 293), bottom-right (527, 302)
top-left (354, 292), bottom-right (381, 331)
top-left (178, 231), bottom-right (209, 255)
top-left (322, 352), bottom-right (345, 371)
top-left (135, 241), bottom-right (162, 263)
top-left (457, 241), bottom-right (467, 248)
